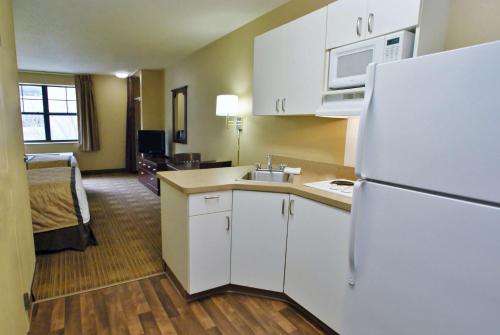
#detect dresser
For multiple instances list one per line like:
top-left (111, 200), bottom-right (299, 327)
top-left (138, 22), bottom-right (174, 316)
top-left (137, 156), bottom-right (176, 195)
top-left (137, 154), bottom-right (232, 195)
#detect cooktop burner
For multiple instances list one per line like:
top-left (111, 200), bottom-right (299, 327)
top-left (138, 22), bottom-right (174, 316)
top-left (303, 179), bottom-right (355, 197)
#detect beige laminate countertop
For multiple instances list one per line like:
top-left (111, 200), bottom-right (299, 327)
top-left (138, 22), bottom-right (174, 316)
top-left (157, 163), bottom-right (353, 212)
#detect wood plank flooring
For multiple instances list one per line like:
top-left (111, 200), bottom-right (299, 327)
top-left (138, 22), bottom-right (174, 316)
top-left (29, 274), bottom-right (325, 335)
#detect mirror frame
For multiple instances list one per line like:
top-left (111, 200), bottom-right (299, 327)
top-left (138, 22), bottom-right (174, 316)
top-left (172, 86), bottom-right (188, 144)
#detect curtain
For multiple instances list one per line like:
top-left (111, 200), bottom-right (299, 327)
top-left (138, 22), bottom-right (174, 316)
top-left (125, 77), bottom-right (137, 172)
top-left (75, 75), bottom-right (100, 152)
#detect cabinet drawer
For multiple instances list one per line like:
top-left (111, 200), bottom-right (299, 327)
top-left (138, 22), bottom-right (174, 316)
top-left (189, 191), bottom-right (232, 216)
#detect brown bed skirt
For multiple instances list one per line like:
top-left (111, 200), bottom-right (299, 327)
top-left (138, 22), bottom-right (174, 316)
top-left (34, 221), bottom-right (97, 253)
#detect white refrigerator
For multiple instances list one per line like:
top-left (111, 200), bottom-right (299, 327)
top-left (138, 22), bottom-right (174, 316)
top-left (343, 41), bottom-right (500, 335)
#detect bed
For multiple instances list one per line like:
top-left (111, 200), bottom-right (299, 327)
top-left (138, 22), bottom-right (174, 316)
top-left (27, 165), bottom-right (95, 252)
top-left (25, 152), bottom-right (78, 170)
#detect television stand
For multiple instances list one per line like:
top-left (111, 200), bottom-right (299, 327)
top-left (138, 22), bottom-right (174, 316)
top-left (137, 155), bottom-right (170, 195)
top-left (137, 154), bottom-right (232, 195)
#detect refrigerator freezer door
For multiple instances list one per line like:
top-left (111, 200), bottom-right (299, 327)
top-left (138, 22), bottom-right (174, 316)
top-left (344, 181), bottom-right (500, 335)
top-left (357, 41), bottom-right (500, 204)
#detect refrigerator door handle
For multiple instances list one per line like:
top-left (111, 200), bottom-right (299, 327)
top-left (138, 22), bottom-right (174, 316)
top-left (355, 63), bottom-right (377, 179)
top-left (348, 180), bottom-right (364, 286)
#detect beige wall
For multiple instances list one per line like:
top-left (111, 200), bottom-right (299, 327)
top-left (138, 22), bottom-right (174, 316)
top-left (141, 69), bottom-right (165, 130)
top-left (20, 72), bottom-right (127, 171)
top-left (446, 0), bottom-right (500, 50)
top-left (165, 0), bottom-right (500, 167)
top-left (0, 0), bottom-right (36, 333)
top-left (165, 0), bottom-right (345, 165)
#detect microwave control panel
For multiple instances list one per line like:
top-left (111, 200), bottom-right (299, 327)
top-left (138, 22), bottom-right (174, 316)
top-left (382, 31), bottom-right (415, 62)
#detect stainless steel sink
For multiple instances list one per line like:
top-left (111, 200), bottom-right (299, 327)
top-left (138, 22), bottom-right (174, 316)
top-left (239, 170), bottom-right (293, 183)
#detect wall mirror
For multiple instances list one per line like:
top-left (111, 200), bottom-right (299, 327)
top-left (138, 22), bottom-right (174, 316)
top-left (172, 86), bottom-right (188, 144)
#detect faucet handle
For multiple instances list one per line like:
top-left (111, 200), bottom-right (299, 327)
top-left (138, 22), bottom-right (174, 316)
top-left (255, 162), bottom-right (262, 170)
top-left (279, 163), bottom-right (287, 171)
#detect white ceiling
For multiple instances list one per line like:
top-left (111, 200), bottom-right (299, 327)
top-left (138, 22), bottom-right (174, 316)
top-left (13, 0), bottom-right (288, 74)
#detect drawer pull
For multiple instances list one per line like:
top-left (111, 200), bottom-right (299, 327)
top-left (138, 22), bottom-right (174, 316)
top-left (225, 216), bottom-right (231, 231)
top-left (204, 195), bottom-right (220, 200)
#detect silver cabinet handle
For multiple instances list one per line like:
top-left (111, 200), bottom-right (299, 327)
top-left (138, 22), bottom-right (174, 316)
top-left (275, 99), bottom-right (280, 113)
top-left (281, 98), bottom-right (286, 112)
top-left (289, 199), bottom-right (295, 216)
top-left (348, 180), bottom-right (364, 286)
top-left (204, 195), bottom-right (220, 200)
top-left (281, 199), bottom-right (285, 215)
top-left (225, 216), bottom-right (231, 231)
top-left (356, 17), bottom-right (362, 37)
top-left (368, 13), bottom-right (374, 33)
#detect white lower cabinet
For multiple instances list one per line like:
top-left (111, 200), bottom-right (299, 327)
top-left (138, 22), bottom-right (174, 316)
top-left (285, 195), bottom-right (351, 333)
top-left (231, 190), bottom-right (289, 292)
top-left (189, 210), bottom-right (232, 294)
top-left (162, 182), bottom-right (350, 332)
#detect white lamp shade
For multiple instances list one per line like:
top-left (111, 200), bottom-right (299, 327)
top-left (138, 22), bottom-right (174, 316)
top-left (216, 95), bottom-right (239, 116)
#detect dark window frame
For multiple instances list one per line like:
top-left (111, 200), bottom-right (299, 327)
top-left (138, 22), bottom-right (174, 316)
top-left (19, 84), bottom-right (79, 143)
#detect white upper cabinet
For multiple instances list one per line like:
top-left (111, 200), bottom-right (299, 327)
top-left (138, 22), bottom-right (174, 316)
top-left (326, 0), bottom-right (422, 49)
top-left (253, 7), bottom-right (327, 115)
top-left (284, 7), bottom-right (327, 115)
top-left (253, 25), bottom-right (287, 116)
top-left (364, 0), bottom-right (421, 38)
top-left (231, 191), bottom-right (289, 292)
top-left (326, 0), bottom-right (367, 49)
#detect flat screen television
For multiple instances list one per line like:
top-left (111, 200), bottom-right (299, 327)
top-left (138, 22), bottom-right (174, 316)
top-left (138, 130), bottom-right (165, 155)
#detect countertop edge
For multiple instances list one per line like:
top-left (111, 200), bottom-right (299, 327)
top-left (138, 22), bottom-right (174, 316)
top-left (158, 172), bottom-right (351, 212)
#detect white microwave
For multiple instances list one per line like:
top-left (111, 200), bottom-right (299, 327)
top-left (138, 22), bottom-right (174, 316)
top-left (328, 31), bottom-right (415, 90)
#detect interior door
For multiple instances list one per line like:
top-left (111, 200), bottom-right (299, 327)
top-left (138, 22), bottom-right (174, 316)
top-left (365, 0), bottom-right (421, 38)
top-left (344, 181), bottom-right (500, 335)
top-left (326, 0), bottom-right (367, 49)
top-left (285, 195), bottom-right (350, 333)
top-left (0, 2), bottom-right (36, 333)
top-left (284, 7), bottom-right (327, 115)
top-left (253, 25), bottom-right (287, 115)
top-left (231, 191), bottom-right (289, 291)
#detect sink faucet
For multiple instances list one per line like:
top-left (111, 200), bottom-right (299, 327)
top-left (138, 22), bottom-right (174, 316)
top-left (266, 153), bottom-right (273, 171)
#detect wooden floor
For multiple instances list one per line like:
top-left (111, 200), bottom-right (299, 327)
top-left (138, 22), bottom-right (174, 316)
top-left (29, 274), bottom-right (324, 335)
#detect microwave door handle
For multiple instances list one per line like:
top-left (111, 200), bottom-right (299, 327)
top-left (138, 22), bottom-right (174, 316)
top-left (356, 17), bottom-right (362, 37)
top-left (355, 63), bottom-right (376, 179)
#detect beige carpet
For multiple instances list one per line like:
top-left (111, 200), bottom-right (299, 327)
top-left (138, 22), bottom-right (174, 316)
top-left (32, 173), bottom-right (163, 300)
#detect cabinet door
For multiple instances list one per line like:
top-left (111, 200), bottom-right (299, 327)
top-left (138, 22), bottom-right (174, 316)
top-left (326, 0), bottom-right (367, 49)
top-left (189, 211), bottom-right (231, 294)
top-left (284, 7), bottom-right (327, 115)
top-left (285, 195), bottom-right (350, 333)
top-left (231, 191), bottom-right (289, 291)
top-left (365, 0), bottom-right (420, 38)
top-left (253, 25), bottom-right (287, 115)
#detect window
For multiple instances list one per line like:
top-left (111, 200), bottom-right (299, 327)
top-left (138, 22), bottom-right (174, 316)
top-left (19, 84), bottom-right (79, 142)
